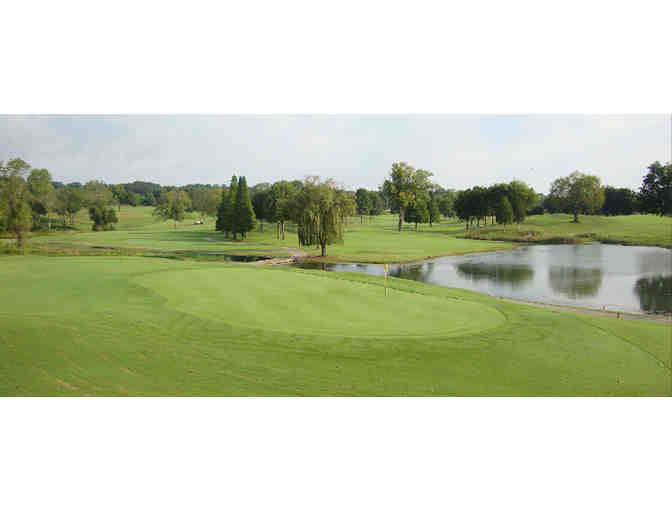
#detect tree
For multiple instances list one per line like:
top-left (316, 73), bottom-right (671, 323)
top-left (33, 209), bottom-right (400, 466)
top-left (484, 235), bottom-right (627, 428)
top-left (215, 187), bottom-right (230, 233)
top-left (88, 200), bottom-right (119, 231)
top-left (153, 190), bottom-right (191, 229)
top-left (233, 176), bottom-right (256, 240)
top-left (369, 191), bottom-right (385, 216)
top-left (507, 180), bottom-right (536, 223)
top-left (53, 187), bottom-right (84, 225)
top-left (454, 189), bottom-right (474, 230)
top-left (639, 161), bottom-right (672, 216)
top-left (294, 177), bottom-right (356, 257)
top-left (268, 180), bottom-right (299, 240)
top-left (355, 188), bottom-right (372, 223)
top-left (438, 192), bottom-right (456, 218)
top-left (83, 180), bottom-right (113, 203)
top-left (0, 158), bottom-right (33, 246)
top-left (216, 176), bottom-right (237, 237)
top-left (204, 187), bottom-right (221, 219)
top-left (548, 171), bottom-right (605, 223)
top-left (602, 186), bottom-right (637, 216)
top-left (110, 184), bottom-right (129, 211)
top-left (428, 195), bottom-right (441, 226)
top-left (382, 162), bottom-right (434, 231)
top-left (404, 199), bottom-right (430, 230)
top-left (495, 195), bottom-right (514, 225)
top-left (27, 168), bottom-right (54, 230)
top-left (251, 189), bottom-right (270, 232)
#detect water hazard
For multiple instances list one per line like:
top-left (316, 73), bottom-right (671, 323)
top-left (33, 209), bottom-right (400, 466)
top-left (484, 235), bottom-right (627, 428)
top-left (296, 244), bottom-right (672, 314)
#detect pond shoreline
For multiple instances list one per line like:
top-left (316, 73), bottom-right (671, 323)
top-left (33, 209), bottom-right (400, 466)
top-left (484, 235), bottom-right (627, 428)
top-left (294, 244), bottom-right (672, 316)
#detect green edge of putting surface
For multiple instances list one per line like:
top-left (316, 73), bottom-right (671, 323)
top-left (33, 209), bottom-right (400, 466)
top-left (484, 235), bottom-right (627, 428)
top-left (133, 266), bottom-right (505, 337)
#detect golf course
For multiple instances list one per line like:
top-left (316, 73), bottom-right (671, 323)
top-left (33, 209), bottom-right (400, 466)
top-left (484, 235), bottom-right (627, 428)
top-left (1, 253), bottom-right (669, 396)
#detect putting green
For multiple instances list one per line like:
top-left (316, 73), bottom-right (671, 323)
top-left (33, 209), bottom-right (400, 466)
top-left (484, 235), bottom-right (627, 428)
top-left (134, 267), bottom-right (505, 337)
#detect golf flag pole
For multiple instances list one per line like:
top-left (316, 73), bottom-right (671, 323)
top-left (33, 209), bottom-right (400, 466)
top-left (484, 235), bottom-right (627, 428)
top-left (384, 264), bottom-right (388, 296)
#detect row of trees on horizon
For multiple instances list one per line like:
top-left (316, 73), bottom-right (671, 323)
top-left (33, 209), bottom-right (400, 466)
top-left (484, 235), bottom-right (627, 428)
top-left (2, 157), bottom-right (671, 250)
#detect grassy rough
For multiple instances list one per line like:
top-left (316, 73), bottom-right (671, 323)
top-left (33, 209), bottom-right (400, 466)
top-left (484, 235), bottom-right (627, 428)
top-left (462, 213), bottom-right (672, 248)
top-left (1, 256), bottom-right (669, 396)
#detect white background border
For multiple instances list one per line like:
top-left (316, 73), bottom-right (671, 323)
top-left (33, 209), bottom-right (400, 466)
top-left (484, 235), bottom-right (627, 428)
top-left (2, 1), bottom-right (671, 509)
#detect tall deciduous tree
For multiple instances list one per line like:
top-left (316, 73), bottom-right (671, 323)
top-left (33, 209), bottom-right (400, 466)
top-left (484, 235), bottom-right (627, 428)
top-left (496, 196), bottom-right (514, 225)
top-left (438, 191), bottom-right (456, 218)
top-left (548, 171), bottom-right (605, 223)
top-left (83, 180), bottom-right (114, 207)
top-left (639, 161), bottom-right (672, 216)
top-left (507, 180), bottom-right (536, 223)
top-left (27, 168), bottom-right (54, 229)
top-left (602, 186), bottom-right (638, 216)
top-left (383, 162), bottom-right (434, 231)
top-left (294, 177), bottom-right (356, 257)
top-left (233, 176), bottom-right (256, 240)
top-left (0, 158), bottom-right (33, 246)
top-left (54, 187), bottom-right (84, 225)
top-left (355, 188), bottom-right (372, 223)
top-left (153, 190), bottom-right (191, 229)
top-left (268, 180), bottom-right (299, 240)
top-left (89, 200), bottom-right (119, 231)
top-left (251, 189), bottom-right (270, 232)
top-left (404, 199), bottom-right (430, 230)
top-left (428, 195), bottom-right (441, 226)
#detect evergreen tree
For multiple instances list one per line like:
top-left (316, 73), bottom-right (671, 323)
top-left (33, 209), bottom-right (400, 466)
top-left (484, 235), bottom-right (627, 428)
top-left (226, 175), bottom-right (238, 238)
top-left (233, 176), bottom-right (256, 240)
top-left (215, 176), bottom-right (237, 237)
top-left (215, 187), bottom-right (231, 234)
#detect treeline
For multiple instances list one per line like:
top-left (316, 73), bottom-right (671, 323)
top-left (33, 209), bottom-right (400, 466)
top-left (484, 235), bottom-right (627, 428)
top-left (454, 181), bottom-right (537, 230)
top-left (3, 157), bottom-right (670, 249)
top-left (0, 159), bottom-right (123, 244)
top-left (213, 176), bottom-right (356, 255)
top-left (454, 162), bottom-right (671, 227)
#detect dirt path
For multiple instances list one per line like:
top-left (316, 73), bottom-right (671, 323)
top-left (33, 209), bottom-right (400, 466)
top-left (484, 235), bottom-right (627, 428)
top-left (251, 247), bottom-right (308, 265)
top-left (501, 297), bottom-right (672, 323)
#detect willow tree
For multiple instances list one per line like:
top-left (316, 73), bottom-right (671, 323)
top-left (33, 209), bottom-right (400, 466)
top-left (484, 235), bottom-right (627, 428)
top-left (294, 177), bottom-right (355, 257)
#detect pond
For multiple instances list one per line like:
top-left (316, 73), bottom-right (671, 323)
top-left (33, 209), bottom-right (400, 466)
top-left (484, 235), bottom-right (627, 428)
top-left (296, 244), bottom-right (672, 314)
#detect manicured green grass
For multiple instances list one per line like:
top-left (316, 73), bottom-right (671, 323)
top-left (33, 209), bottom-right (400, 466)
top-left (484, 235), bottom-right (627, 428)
top-left (25, 207), bottom-right (671, 263)
top-left (464, 213), bottom-right (672, 248)
top-left (30, 206), bottom-right (510, 262)
top-left (1, 256), bottom-right (669, 396)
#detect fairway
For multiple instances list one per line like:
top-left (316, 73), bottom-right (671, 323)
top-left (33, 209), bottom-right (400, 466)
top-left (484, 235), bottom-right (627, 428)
top-left (1, 256), bottom-right (670, 396)
top-left (135, 267), bottom-right (504, 336)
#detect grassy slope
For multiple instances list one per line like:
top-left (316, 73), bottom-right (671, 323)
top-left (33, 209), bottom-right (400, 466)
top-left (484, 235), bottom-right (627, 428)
top-left (463, 213), bottom-right (672, 248)
top-left (1, 256), bottom-right (669, 396)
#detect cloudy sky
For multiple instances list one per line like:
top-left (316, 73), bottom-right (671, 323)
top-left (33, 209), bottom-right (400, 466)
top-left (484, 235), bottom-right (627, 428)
top-left (0, 115), bottom-right (668, 193)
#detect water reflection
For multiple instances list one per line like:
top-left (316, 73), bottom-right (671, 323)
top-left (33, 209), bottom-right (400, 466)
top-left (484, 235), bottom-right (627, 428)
top-left (455, 262), bottom-right (534, 289)
top-left (634, 275), bottom-right (672, 312)
top-left (295, 244), bottom-right (672, 313)
top-left (390, 263), bottom-right (430, 281)
top-left (548, 267), bottom-right (604, 298)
